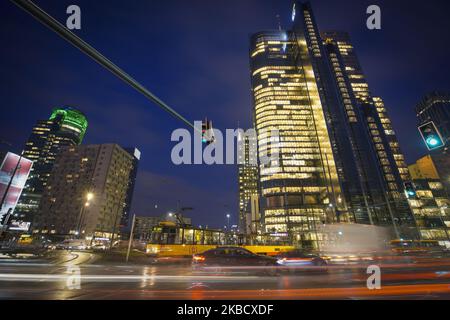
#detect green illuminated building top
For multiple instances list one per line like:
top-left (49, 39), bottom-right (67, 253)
top-left (15, 106), bottom-right (88, 224)
top-left (49, 106), bottom-right (88, 143)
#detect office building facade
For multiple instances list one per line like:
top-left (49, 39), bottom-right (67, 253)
top-left (250, 28), bottom-right (345, 249)
top-left (34, 144), bottom-right (138, 241)
top-left (408, 159), bottom-right (450, 244)
top-left (237, 130), bottom-right (259, 235)
top-left (249, 1), bottom-right (418, 247)
top-left (410, 154), bottom-right (450, 199)
top-left (15, 107), bottom-right (87, 226)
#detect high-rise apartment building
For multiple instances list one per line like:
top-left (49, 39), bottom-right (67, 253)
top-left (249, 1), bottom-right (418, 247)
top-left (15, 107), bottom-right (87, 225)
top-left (237, 130), bottom-right (259, 235)
top-left (34, 144), bottom-right (138, 241)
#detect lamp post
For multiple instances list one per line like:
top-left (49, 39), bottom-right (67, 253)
top-left (77, 192), bottom-right (93, 239)
top-left (109, 202), bottom-right (123, 250)
top-left (225, 214), bottom-right (231, 245)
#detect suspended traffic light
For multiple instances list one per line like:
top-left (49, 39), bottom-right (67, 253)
top-left (404, 182), bottom-right (416, 199)
top-left (201, 118), bottom-right (215, 145)
top-left (418, 121), bottom-right (445, 151)
top-left (201, 119), bottom-right (208, 143)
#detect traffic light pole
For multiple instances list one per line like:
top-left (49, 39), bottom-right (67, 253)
top-left (10, 0), bottom-right (201, 134)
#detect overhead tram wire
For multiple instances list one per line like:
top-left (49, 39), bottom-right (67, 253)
top-left (10, 0), bottom-right (199, 133)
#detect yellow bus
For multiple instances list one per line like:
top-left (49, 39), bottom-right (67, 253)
top-left (146, 223), bottom-right (295, 257)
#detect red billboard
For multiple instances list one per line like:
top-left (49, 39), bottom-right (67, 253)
top-left (0, 152), bottom-right (33, 227)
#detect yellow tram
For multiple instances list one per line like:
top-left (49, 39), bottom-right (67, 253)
top-left (146, 222), bottom-right (294, 257)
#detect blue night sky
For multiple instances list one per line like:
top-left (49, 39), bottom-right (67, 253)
top-left (1, 0), bottom-right (450, 229)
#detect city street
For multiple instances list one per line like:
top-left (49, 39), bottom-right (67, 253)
top-left (2, 0), bottom-right (450, 304)
top-left (1, 251), bottom-right (450, 299)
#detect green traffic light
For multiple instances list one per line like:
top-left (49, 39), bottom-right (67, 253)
top-left (426, 136), bottom-right (439, 147)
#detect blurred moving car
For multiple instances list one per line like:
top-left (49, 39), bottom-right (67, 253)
top-left (91, 244), bottom-right (107, 251)
top-left (192, 247), bottom-right (278, 270)
top-left (390, 240), bottom-right (446, 255)
top-left (53, 239), bottom-right (88, 250)
top-left (275, 250), bottom-right (328, 267)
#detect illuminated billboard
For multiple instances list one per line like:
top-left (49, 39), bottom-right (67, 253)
top-left (0, 152), bottom-right (33, 227)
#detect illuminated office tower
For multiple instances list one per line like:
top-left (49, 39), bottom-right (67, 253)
top-left (249, 2), bottom-right (418, 246)
top-left (237, 130), bottom-right (259, 235)
top-left (320, 31), bottom-right (371, 104)
top-left (320, 30), bottom-right (416, 236)
top-left (250, 28), bottom-right (345, 249)
top-left (34, 144), bottom-right (138, 241)
top-left (15, 107), bottom-right (87, 226)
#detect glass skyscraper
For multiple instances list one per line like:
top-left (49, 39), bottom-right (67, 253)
top-left (14, 107), bottom-right (88, 226)
top-left (237, 130), bottom-right (259, 235)
top-left (249, 1), bottom-right (418, 248)
top-left (250, 29), bottom-right (344, 249)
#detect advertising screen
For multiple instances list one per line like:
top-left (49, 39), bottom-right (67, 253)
top-left (0, 152), bottom-right (33, 227)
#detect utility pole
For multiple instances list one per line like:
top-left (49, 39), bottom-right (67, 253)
top-left (126, 214), bottom-right (136, 263)
top-left (110, 203), bottom-right (122, 250)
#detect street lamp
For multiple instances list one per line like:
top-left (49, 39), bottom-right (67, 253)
top-left (226, 214), bottom-right (231, 230)
top-left (77, 191), bottom-right (94, 238)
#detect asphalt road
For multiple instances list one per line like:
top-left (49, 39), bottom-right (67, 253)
top-left (0, 251), bottom-right (450, 299)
